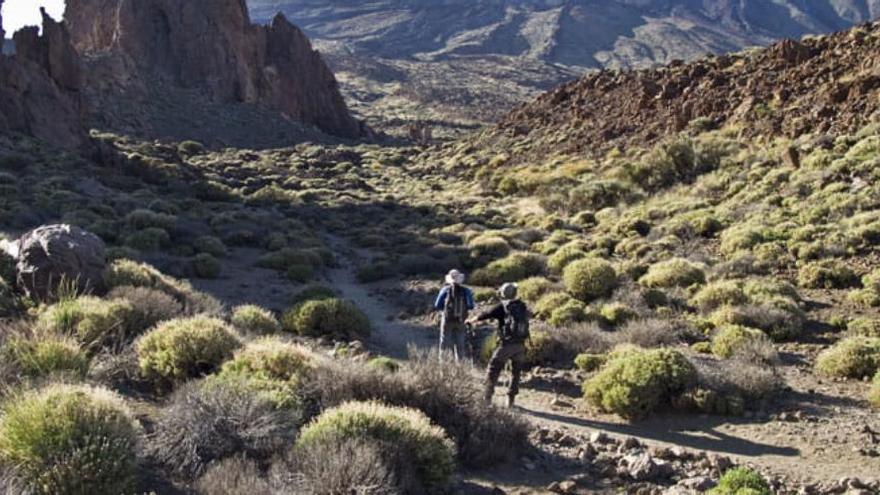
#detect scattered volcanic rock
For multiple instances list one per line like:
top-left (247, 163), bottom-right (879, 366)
top-left (474, 20), bottom-right (880, 162)
top-left (0, 3), bottom-right (87, 149)
top-left (64, 0), bottom-right (362, 140)
top-left (13, 224), bottom-right (107, 301)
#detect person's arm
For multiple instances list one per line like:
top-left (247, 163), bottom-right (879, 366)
top-left (433, 286), bottom-right (448, 311)
top-left (473, 303), bottom-right (505, 323)
top-left (465, 287), bottom-right (476, 310)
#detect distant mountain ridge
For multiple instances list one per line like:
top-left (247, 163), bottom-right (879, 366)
top-left (246, 0), bottom-right (880, 136)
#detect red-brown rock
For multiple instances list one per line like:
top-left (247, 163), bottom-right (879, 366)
top-left (65, 0), bottom-right (361, 139)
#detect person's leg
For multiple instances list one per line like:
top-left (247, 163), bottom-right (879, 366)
top-left (507, 343), bottom-right (527, 407)
top-left (453, 322), bottom-right (468, 362)
top-left (484, 346), bottom-right (506, 402)
top-left (439, 316), bottom-right (450, 361)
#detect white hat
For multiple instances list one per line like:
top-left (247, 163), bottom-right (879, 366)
top-left (445, 269), bottom-right (465, 285)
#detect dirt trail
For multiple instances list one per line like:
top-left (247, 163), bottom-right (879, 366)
top-left (315, 235), bottom-right (879, 488)
top-left (322, 234), bottom-right (436, 359)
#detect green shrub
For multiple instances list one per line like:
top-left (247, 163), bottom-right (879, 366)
top-left (468, 235), bottom-right (510, 260)
top-left (193, 253), bottom-right (222, 279)
top-left (690, 280), bottom-right (746, 311)
top-left (257, 248), bottom-right (322, 272)
top-left (742, 278), bottom-right (800, 303)
top-left (517, 276), bottom-right (556, 303)
top-left (709, 467), bottom-right (771, 495)
top-left (218, 337), bottom-right (314, 407)
top-left (711, 325), bottom-right (770, 359)
top-left (231, 305), bottom-right (280, 334)
top-left (582, 348), bottom-right (697, 420)
top-left (563, 258), bottom-right (617, 302)
top-left (107, 285), bottom-right (183, 333)
top-left (470, 252), bottom-right (546, 286)
top-left (797, 260), bottom-right (859, 288)
top-left (194, 236), bottom-right (227, 257)
top-left (0, 384), bottom-right (140, 494)
top-left (534, 291), bottom-right (573, 318)
top-left (847, 318), bottom-right (880, 338)
top-left (136, 316), bottom-right (241, 384)
top-left (178, 140), bottom-right (206, 155)
top-left (296, 401), bottom-right (455, 492)
top-left (709, 301), bottom-right (804, 341)
top-left (574, 353), bottom-right (607, 372)
top-left (600, 302), bottom-right (636, 326)
top-left (291, 285), bottom-right (337, 305)
top-left (869, 371), bottom-right (880, 409)
top-left (104, 259), bottom-right (222, 315)
top-left (124, 208), bottom-right (176, 230)
top-left (864, 269), bottom-right (880, 293)
top-left (124, 227), bottom-right (170, 251)
top-left (282, 298), bottom-right (370, 341)
top-left (815, 337), bottom-right (880, 379)
top-left (368, 356), bottom-right (401, 373)
top-left (37, 296), bottom-right (134, 350)
top-left (639, 258), bottom-right (706, 288)
top-left (548, 298), bottom-right (588, 327)
top-left (0, 333), bottom-right (89, 378)
top-left (547, 244), bottom-right (587, 273)
top-left (286, 263), bottom-right (315, 283)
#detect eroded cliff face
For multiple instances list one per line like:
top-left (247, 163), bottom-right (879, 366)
top-left (64, 0), bottom-right (361, 139)
top-left (0, 4), bottom-right (87, 149)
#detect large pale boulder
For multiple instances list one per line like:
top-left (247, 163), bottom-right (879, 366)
top-left (14, 225), bottom-right (107, 300)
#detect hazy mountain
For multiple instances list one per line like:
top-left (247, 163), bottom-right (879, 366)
top-left (247, 0), bottom-right (880, 137)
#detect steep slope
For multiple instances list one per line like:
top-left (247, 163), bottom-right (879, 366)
top-left (63, 0), bottom-right (362, 144)
top-left (247, 0), bottom-right (880, 137)
top-left (459, 20), bottom-right (880, 162)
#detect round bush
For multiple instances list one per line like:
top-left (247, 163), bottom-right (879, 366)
top-left (582, 348), bottom-right (697, 420)
top-left (711, 325), bottom-right (771, 359)
top-left (291, 285), bottom-right (337, 306)
top-left (815, 337), bottom-right (880, 379)
top-left (150, 376), bottom-right (299, 479)
top-left (548, 298), bottom-right (588, 327)
top-left (296, 401), bottom-right (455, 491)
top-left (846, 317), bottom-right (880, 338)
top-left (709, 467), bottom-right (771, 495)
top-left (563, 258), bottom-right (618, 302)
top-left (864, 269), bottom-right (880, 293)
top-left (218, 337), bottom-right (315, 407)
top-left (368, 356), bottom-right (401, 373)
top-left (517, 276), bottom-right (556, 303)
top-left (107, 285), bottom-right (183, 333)
top-left (639, 258), bottom-right (706, 289)
top-left (470, 252), bottom-right (546, 286)
top-left (231, 305), bottom-right (281, 334)
top-left (0, 384), bottom-right (140, 494)
top-left (690, 280), bottom-right (747, 312)
top-left (468, 235), bottom-right (510, 260)
top-left (193, 253), bottom-right (222, 279)
top-left (797, 260), bottom-right (859, 289)
top-left (282, 298), bottom-right (370, 341)
top-left (709, 301), bottom-right (804, 341)
top-left (869, 371), bottom-right (880, 409)
top-left (136, 316), bottom-right (241, 384)
top-left (37, 296), bottom-right (134, 350)
top-left (547, 244), bottom-right (587, 274)
top-left (534, 291), bottom-right (574, 319)
top-left (574, 353), bottom-right (607, 372)
top-left (194, 235), bottom-right (227, 257)
top-left (0, 333), bottom-right (89, 378)
top-left (600, 302), bottom-right (636, 327)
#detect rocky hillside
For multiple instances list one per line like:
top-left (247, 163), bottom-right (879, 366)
top-left (247, 0), bottom-right (880, 136)
top-left (456, 20), bottom-right (880, 162)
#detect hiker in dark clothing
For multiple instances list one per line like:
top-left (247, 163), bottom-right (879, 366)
top-left (434, 269), bottom-right (475, 362)
top-left (468, 283), bottom-right (529, 408)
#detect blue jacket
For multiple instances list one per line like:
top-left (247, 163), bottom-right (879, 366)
top-left (434, 284), bottom-right (475, 311)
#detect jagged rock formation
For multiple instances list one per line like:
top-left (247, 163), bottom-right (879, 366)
top-left (64, 0), bottom-right (361, 141)
top-left (470, 20), bottom-right (880, 160)
top-left (0, 4), bottom-right (87, 149)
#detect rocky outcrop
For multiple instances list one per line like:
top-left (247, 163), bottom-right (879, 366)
top-left (0, 4), bottom-right (87, 149)
top-left (64, 0), bottom-right (361, 139)
top-left (477, 20), bottom-right (880, 161)
top-left (13, 224), bottom-right (107, 301)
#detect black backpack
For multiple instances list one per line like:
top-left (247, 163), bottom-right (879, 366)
top-left (444, 284), bottom-right (469, 323)
top-left (501, 300), bottom-right (530, 343)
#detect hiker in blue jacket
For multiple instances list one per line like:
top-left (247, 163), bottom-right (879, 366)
top-left (434, 269), bottom-right (475, 361)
